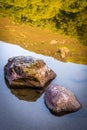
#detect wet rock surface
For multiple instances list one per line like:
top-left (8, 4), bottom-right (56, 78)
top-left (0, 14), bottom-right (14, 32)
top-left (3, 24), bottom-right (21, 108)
top-left (44, 84), bottom-right (82, 116)
top-left (4, 56), bottom-right (56, 88)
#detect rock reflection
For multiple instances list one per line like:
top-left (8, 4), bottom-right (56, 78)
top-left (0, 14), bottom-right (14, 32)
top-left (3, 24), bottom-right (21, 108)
top-left (10, 88), bottom-right (43, 102)
top-left (5, 76), bottom-right (44, 102)
top-left (4, 75), bottom-right (51, 102)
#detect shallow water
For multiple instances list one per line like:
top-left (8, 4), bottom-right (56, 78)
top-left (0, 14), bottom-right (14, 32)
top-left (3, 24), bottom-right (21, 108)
top-left (0, 41), bottom-right (87, 130)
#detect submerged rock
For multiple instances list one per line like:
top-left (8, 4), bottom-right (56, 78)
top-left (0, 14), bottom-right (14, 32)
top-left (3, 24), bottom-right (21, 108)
top-left (44, 84), bottom-right (82, 116)
top-left (4, 56), bottom-right (56, 88)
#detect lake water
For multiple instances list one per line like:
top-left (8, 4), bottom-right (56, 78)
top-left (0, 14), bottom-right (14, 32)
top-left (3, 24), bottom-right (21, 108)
top-left (0, 41), bottom-right (87, 130)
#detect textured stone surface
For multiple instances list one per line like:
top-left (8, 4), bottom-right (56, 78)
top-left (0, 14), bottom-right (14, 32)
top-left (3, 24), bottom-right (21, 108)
top-left (44, 84), bottom-right (82, 116)
top-left (4, 56), bottom-right (56, 88)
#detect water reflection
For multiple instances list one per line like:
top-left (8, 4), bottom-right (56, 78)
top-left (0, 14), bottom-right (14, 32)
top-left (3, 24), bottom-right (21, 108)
top-left (4, 70), bottom-right (44, 102)
top-left (5, 76), bottom-right (51, 102)
top-left (10, 88), bottom-right (43, 102)
top-left (0, 41), bottom-right (87, 130)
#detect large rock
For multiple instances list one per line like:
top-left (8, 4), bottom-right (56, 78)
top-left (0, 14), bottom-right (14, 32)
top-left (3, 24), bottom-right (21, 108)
top-left (4, 56), bottom-right (56, 88)
top-left (44, 84), bottom-right (82, 116)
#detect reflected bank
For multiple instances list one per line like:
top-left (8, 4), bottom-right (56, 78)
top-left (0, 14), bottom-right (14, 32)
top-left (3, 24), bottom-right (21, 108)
top-left (0, 41), bottom-right (87, 130)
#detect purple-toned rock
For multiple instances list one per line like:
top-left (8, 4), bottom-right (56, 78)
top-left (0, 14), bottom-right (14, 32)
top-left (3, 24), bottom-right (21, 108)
top-left (44, 84), bottom-right (82, 116)
top-left (4, 56), bottom-right (56, 88)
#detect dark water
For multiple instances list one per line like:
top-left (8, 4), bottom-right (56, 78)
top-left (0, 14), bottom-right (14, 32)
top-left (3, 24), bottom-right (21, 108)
top-left (0, 41), bottom-right (87, 130)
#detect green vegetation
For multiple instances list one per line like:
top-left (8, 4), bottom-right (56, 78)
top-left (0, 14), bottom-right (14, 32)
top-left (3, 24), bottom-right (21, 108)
top-left (0, 0), bottom-right (87, 45)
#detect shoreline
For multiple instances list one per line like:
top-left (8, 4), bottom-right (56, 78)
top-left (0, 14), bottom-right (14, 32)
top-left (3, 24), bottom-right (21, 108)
top-left (0, 18), bottom-right (87, 65)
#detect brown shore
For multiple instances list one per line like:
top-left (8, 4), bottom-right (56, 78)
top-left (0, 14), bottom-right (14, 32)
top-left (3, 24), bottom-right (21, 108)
top-left (0, 18), bottom-right (87, 64)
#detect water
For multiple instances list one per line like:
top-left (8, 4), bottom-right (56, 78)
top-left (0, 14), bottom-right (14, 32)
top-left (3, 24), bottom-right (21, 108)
top-left (0, 41), bottom-right (87, 130)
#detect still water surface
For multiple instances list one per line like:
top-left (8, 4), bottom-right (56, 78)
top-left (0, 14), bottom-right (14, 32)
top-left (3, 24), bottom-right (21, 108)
top-left (0, 41), bottom-right (87, 130)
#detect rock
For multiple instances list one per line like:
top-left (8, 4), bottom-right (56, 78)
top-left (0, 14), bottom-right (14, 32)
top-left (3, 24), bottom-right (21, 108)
top-left (4, 56), bottom-right (56, 88)
top-left (58, 47), bottom-right (69, 58)
top-left (44, 84), bottom-right (82, 116)
top-left (50, 40), bottom-right (58, 44)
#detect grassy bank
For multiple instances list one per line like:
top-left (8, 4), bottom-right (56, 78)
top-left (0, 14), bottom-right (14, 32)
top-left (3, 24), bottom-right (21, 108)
top-left (0, 18), bottom-right (87, 64)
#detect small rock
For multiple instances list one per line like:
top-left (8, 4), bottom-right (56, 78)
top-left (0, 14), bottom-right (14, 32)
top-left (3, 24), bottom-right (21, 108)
top-left (50, 40), bottom-right (58, 44)
top-left (4, 56), bottom-right (56, 88)
top-left (58, 47), bottom-right (69, 58)
top-left (44, 84), bottom-right (82, 116)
